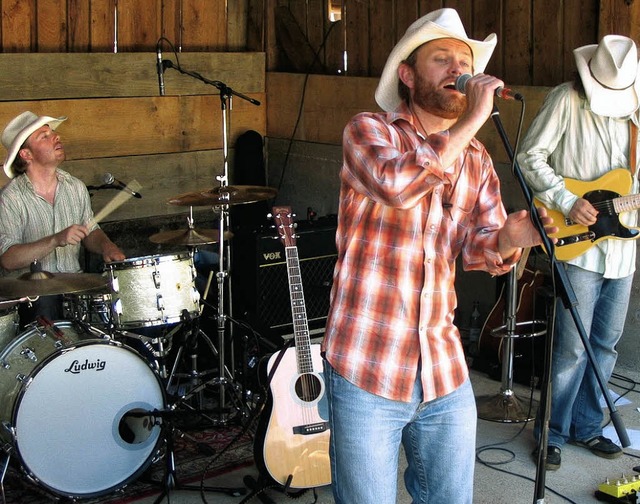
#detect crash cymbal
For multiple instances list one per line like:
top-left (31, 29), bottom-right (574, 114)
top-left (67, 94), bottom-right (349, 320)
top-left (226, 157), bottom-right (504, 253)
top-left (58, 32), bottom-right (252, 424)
top-left (0, 270), bottom-right (109, 298)
top-left (168, 185), bottom-right (277, 207)
top-left (149, 227), bottom-right (233, 246)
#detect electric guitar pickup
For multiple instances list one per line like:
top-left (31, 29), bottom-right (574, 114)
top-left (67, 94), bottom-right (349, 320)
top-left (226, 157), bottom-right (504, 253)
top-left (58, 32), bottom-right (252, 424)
top-left (535, 169), bottom-right (640, 261)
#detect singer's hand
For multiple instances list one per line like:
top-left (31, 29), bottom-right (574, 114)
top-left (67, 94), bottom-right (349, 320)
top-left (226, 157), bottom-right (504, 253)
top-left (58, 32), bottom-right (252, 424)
top-left (498, 207), bottom-right (558, 260)
top-left (459, 73), bottom-right (505, 120)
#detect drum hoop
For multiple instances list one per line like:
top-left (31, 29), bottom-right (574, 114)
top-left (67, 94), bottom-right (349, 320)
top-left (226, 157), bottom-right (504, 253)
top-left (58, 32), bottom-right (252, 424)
top-left (8, 335), bottom-right (166, 499)
top-left (106, 252), bottom-right (193, 271)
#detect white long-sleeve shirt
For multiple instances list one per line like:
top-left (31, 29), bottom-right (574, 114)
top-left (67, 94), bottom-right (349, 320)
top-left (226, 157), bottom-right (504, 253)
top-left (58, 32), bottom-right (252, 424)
top-left (517, 82), bottom-right (638, 279)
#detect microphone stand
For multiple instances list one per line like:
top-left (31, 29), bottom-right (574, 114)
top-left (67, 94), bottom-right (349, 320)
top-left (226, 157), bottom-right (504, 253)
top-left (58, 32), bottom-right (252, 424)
top-left (163, 60), bottom-right (260, 425)
top-left (489, 103), bottom-right (630, 504)
top-left (124, 409), bottom-right (245, 503)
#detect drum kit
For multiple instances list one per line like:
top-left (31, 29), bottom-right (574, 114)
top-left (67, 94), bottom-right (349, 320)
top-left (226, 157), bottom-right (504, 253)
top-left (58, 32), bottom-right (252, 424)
top-left (0, 183), bottom-right (277, 501)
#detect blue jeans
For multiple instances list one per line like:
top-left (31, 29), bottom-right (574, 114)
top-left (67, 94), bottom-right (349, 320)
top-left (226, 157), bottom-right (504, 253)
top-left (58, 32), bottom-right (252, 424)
top-left (544, 264), bottom-right (632, 448)
top-left (325, 362), bottom-right (477, 504)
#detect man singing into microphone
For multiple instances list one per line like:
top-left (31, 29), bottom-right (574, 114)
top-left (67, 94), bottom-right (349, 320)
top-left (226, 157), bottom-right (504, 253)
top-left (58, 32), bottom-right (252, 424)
top-left (0, 111), bottom-right (125, 325)
top-left (322, 8), bottom-right (556, 504)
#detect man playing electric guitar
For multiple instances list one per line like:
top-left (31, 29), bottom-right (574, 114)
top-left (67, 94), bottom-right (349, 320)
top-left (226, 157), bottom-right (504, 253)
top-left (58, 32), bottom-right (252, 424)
top-left (518, 35), bottom-right (640, 470)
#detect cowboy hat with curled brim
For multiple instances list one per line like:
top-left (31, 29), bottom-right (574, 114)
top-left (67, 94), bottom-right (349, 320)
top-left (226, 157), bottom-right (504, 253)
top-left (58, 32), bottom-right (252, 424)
top-left (574, 34), bottom-right (640, 118)
top-left (375, 8), bottom-right (497, 112)
top-left (2, 111), bottom-right (67, 178)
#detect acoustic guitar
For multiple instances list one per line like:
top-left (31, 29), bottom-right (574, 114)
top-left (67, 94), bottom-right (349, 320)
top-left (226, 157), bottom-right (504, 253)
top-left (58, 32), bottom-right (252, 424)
top-left (535, 168), bottom-right (640, 261)
top-left (253, 206), bottom-right (331, 489)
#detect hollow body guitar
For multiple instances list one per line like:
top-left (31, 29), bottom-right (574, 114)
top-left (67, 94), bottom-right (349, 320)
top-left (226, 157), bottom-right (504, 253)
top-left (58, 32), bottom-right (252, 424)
top-left (535, 169), bottom-right (640, 261)
top-left (253, 206), bottom-right (331, 489)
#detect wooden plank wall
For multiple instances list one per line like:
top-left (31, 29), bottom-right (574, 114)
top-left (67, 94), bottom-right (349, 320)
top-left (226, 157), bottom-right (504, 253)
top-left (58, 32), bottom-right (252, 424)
top-left (0, 1), bottom-right (636, 87)
top-left (0, 53), bottom-right (266, 222)
top-left (250, 0), bottom-right (640, 87)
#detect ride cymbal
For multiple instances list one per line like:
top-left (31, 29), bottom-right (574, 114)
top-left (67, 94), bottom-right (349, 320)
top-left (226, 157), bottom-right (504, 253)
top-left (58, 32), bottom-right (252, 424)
top-left (149, 227), bottom-right (233, 246)
top-left (0, 270), bottom-right (109, 298)
top-left (168, 185), bottom-right (277, 206)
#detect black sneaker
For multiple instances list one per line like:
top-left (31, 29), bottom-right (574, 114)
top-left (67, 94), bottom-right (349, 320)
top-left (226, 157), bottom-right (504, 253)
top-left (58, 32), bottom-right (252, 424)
top-left (531, 445), bottom-right (561, 471)
top-left (571, 436), bottom-right (622, 459)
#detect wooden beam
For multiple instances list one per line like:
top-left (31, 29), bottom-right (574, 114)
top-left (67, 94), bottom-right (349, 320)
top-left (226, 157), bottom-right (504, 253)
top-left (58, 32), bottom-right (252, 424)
top-left (0, 52), bottom-right (265, 101)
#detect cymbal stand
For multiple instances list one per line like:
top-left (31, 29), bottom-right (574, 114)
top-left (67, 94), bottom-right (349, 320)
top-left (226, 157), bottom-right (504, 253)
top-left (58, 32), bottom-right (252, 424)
top-left (164, 59), bottom-right (261, 423)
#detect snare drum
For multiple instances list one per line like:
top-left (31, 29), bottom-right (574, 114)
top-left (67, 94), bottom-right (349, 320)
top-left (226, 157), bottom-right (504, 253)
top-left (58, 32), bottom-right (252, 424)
top-left (106, 253), bottom-right (200, 329)
top-left (0, 306), bottom-right (19, 349)
top-left (0, 321), bottom-right (165, 499)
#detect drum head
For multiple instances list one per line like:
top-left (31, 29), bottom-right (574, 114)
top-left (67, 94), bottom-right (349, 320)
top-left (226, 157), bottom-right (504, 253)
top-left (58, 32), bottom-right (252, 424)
top-left (14, 341), bottom-right (164, 498)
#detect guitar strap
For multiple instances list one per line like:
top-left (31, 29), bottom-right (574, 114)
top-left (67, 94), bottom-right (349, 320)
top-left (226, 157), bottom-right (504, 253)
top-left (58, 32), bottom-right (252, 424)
top-left (630, 120), bottom-right (638, 177)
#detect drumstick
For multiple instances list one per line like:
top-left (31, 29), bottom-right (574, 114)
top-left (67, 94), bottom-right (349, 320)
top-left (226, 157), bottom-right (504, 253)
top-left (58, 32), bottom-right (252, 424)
top-left (91, 179), bottom-right (142, 224)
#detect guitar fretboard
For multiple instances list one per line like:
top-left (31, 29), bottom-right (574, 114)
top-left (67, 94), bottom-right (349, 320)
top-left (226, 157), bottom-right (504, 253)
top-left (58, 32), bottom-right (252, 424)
top-left (285, 246), bottom-right (313, 375)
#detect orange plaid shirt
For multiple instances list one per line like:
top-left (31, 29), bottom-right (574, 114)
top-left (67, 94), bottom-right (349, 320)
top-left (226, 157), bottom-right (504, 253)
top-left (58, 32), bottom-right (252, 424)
top-left (322, 104), bottom-right (519, 402)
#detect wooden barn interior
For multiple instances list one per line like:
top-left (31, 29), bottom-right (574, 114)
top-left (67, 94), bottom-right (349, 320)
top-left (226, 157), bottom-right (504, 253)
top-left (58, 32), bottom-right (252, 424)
top-left (1, 1), bottom-right (640, 502)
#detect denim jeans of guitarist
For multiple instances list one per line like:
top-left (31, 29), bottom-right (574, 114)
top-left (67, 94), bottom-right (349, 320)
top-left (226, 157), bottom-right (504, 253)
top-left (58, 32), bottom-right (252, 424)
top-left (325, 361), bottom-right (476, 504)
top-left (540, 263), bottom-right (632, 448)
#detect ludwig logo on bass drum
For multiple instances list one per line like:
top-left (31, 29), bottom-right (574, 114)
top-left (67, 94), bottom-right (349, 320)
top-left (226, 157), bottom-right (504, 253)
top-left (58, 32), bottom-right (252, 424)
top-left (64, 359), bottom-right (106, 374)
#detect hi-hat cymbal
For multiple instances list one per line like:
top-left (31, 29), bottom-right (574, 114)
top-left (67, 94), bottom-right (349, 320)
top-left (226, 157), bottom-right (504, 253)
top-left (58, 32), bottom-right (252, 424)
top-left (168, 185), bottom-right (277, 207)
top-left (0, 270), bottom-right (109, 298)
top-left (149, 227), bottom-right (233, 246)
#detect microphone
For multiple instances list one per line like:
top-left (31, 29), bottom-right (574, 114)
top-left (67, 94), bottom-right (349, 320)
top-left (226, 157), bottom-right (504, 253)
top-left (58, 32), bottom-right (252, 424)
top-left (454, 74), bottom-right (523, 101)
top-left (156, 45), bottom-right (165, 96)
top-left (103, 173), bottom-right (142, 198)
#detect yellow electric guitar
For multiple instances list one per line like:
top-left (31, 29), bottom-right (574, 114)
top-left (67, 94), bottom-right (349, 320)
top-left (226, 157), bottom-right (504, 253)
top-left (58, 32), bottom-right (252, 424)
top-left (253, 206), bottom-right (331, 489)
top-left (535, 169), bottom-right (640, 261)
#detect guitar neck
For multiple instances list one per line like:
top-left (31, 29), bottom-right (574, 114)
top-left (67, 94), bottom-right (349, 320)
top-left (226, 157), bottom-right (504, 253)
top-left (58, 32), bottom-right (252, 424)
top-left (613, 192), bottom-right (640, 214)
top-left (285, 246), bottom-right (314, 374)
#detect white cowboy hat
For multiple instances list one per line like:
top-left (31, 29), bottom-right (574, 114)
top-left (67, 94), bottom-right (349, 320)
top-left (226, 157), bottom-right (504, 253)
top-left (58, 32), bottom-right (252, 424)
top-left (375, 8), bottom-right (497, 112)
top-left (2, 111), bottom-right (67, 178)
top-left (574, 34), bottom-right (640, 118)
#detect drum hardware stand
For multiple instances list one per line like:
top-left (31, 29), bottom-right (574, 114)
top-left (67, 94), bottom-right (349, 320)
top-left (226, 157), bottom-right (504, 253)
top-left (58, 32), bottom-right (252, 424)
top-left (476, 266), bottom-right (547, 422)
top-left (163, 59), bottom-right (261, 426)
top-left (126, 408), bottom-right (246, 503)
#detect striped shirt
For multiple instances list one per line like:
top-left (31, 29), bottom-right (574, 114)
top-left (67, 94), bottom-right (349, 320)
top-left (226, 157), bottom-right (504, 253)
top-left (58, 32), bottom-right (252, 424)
top-left (0, 169), bottom-right (99, 277)
top-left (322, 104), bottom-right (518, 403)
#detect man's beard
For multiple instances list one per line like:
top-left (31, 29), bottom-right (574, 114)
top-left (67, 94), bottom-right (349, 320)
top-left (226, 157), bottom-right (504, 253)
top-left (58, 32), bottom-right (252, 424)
top-left (413, 74), bottom-right (466, 119)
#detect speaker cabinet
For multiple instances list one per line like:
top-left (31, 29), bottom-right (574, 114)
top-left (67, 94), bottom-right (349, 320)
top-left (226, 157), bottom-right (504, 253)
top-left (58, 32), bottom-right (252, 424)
top-left (232, 218), bottom-right (337, 341)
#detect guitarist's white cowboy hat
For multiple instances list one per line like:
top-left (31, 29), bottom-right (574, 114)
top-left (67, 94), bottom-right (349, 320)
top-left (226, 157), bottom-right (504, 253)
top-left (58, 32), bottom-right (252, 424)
top-left (1, 111), bottom-right (67, 179)
top-left (574, 35), bottom-right (640, 118)
top-left (375, 8), bottom-right (497, 112)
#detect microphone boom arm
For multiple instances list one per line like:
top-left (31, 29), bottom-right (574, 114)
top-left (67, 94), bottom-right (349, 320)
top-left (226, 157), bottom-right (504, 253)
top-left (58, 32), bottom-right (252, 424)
top-left (163, 60), bottom-right (261, 106)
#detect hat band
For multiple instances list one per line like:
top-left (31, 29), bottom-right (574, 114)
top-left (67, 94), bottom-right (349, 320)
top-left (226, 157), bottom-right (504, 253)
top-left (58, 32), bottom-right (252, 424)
top-left (588, 58), bottom-right (635, 91)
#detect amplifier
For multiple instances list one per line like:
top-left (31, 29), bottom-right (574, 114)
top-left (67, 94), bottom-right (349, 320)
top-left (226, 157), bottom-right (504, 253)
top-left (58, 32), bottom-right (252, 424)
top-left (231, 218), bottom-right (337, 341)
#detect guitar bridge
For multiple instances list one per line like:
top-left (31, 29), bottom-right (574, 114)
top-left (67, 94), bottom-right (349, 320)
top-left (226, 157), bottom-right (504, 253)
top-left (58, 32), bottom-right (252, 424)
top-left (556, 231), bottom-right (596, 247)
top-left (293, 422), bottom-right (328, 435)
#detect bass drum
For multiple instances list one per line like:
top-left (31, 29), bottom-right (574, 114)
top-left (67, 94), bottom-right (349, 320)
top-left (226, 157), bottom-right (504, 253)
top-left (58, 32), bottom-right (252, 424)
top-left (0, 320), bottom-right (165, 499)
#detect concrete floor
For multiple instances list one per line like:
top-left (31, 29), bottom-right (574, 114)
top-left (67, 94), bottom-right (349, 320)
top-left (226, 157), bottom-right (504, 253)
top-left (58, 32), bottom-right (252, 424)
top-left (127, 363), bottom-right (640, 504)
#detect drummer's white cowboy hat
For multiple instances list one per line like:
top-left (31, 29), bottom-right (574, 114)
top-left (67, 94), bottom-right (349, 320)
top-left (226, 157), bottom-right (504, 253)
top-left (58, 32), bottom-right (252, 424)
top-left (375, 8), bottom-right (497, 112)
top-left (574, 35), bottom-right (640, 118)
top-left (2, 111), bottom-right (67, 178)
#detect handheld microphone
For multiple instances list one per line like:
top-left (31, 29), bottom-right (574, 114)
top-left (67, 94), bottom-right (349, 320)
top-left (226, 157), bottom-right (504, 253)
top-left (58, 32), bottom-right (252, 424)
top-left (156, 45), bottom-right (165, 96)
top-left (103, 173), bottom-right (142, 199)
top-left (454, 74), bottom-right (523, 101)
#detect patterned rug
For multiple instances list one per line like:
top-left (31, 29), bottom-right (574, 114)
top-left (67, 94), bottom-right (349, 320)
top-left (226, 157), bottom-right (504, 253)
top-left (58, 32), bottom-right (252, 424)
top-left (2, 423), bottom-right (255, 503)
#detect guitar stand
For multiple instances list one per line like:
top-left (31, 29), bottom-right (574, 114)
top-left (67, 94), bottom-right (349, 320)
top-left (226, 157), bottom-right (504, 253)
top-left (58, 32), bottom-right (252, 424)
top-left (476, 267), bottom-right (546, 422)
top-left (149, 414), bottom-right (246, 503)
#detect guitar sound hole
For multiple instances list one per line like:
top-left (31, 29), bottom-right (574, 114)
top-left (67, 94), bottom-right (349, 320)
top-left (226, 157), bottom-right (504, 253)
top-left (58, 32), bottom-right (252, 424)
top-left (295, 373), bottom-right (322, 402)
